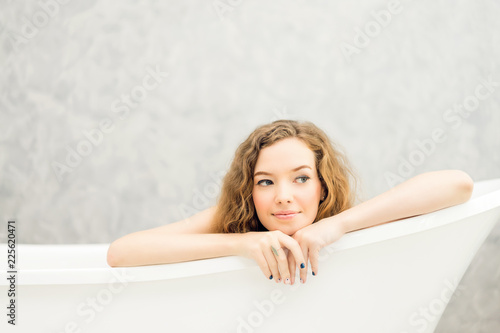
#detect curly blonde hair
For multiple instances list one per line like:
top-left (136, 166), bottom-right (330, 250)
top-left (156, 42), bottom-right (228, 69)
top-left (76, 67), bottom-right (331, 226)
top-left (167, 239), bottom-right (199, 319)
top-left (211, 119), bottom-right (357, 233)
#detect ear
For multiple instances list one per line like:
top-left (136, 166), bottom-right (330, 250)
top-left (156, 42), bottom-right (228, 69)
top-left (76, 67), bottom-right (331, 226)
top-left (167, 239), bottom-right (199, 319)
top-left (321, 187), bottom-right (326, 200)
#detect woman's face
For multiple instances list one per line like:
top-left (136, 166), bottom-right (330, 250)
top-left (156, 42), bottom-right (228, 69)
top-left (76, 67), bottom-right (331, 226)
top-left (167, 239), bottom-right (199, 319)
top-left (252, 137), bottom-right (324, 235)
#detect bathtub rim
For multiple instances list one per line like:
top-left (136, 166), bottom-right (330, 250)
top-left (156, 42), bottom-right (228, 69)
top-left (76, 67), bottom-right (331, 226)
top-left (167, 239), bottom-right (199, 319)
top-left (1, 177), bottom-right (500, 286)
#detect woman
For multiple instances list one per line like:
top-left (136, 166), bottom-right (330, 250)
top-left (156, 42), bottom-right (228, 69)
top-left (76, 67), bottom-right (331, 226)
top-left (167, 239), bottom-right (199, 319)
top-left (107, 119), bottom-right (474, 285)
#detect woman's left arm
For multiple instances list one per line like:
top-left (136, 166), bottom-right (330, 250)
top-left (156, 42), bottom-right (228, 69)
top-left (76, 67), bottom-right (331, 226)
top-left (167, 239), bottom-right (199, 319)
top-left (337, 169), bottom-right (474, 233)
top-left (289, 170), bottom-right (474, 284)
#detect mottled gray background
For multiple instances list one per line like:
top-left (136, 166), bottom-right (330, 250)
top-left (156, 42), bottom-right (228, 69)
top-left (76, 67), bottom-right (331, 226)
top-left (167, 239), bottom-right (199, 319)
top-left (1, 0), bottom-right (499, 331)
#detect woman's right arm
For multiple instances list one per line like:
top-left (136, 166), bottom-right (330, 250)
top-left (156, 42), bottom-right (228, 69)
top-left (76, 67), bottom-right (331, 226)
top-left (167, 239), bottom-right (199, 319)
top-left (106, 206), bottom-right (240, 267)
top-left (106, 205), bottom-right (306, 284)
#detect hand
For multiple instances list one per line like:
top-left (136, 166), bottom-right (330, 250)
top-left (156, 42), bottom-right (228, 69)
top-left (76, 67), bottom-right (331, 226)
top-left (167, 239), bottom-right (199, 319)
top-left (288, 217), bottom-right (346, 284)
top-left (238, 230), bottom-right (307, 284)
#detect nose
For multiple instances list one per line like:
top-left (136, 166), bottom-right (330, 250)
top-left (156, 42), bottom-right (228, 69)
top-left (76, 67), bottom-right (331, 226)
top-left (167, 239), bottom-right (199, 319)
top-left (275, 182), bottom-right (293, 204)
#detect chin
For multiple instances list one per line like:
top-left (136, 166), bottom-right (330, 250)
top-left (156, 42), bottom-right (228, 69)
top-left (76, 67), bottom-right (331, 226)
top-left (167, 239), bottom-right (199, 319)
top-left (277, 227), bottom-right (295, 236)
top-left (277, 224), bottom-right (299, 236)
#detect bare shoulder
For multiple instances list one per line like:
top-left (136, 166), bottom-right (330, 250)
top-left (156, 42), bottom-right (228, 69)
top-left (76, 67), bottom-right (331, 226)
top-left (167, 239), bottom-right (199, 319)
top-left (150, 205), bottom-right (218, 234)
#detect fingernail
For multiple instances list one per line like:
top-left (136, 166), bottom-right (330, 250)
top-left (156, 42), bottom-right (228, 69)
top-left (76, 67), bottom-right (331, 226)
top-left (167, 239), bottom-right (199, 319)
top-left (277, 278), bottom-right (281, 283)
top-left (300, 263), bottom-right (305, 269)
top-left (285, 278), bottom-right (290, 284)
top-left (300, 278), bottom-right (304, 284)
top-left (312, 271), bottom-right (316, 276)
top-left (269, 275), bottom-right (273, 280)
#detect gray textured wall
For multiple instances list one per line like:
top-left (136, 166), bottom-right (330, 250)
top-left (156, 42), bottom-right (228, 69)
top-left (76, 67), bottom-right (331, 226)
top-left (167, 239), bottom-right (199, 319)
top-left (1, 0), bottom-right (499, 331)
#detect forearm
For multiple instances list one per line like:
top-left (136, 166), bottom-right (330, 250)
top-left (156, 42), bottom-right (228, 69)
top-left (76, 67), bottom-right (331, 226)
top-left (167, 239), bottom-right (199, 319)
top-left (107, 231), bottom-right (243, 267)
top-left (331, 170), bottom-right (474, 234)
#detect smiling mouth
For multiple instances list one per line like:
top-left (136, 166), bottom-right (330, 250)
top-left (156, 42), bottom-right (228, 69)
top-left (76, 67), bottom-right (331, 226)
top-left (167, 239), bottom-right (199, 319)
top-left (273, 212), bottom-right (300, 219)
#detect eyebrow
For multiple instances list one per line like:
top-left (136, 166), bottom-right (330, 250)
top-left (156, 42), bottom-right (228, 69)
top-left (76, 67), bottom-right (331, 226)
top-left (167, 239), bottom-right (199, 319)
top-left (254, 165), bottom-right (312, 177)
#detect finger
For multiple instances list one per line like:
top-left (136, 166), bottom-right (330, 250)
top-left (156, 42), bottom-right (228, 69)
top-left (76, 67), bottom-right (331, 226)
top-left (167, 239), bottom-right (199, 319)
top-left (277, 235), bottom-right (307, 281)
top-left (254, 251), bottom-right (274, 281)
top-left (300, 246), bottom-right (309, 284)
top-left (270, 241), bottom-right (291, 284)
top-left (263, 247), bottom-right (282, 283)
top-left (287, 253), bottom-right (296, 285)
top-left (309, 247), bottom-right (320, 278)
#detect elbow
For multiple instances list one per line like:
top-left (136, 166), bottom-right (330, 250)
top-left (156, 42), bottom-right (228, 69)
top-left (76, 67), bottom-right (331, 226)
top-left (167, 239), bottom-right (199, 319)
top-left (106, 241), bottom-right (123, 267)
top-left (453, 170), bottom-right (474, 204)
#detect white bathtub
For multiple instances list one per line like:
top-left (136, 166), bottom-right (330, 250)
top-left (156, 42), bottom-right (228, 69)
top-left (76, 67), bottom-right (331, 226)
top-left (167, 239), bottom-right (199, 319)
top-left (1, 178), bottom-right (500, 333)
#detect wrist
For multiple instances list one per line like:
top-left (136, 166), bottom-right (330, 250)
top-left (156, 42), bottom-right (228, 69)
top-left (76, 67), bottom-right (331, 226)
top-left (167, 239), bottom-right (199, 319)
top-left (230, 232), bottom-right (251, 257)
top-left (327, 210), bottom-right (353, 235)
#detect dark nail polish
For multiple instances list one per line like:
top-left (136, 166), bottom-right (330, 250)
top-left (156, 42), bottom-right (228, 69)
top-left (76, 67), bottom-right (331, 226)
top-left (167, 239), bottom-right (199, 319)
top-left (312, 271), bottom-right (316, 276)
top-left (300, 263), bottom-right (305, 269)
top-left (269, 275), bottom-right (273, 279)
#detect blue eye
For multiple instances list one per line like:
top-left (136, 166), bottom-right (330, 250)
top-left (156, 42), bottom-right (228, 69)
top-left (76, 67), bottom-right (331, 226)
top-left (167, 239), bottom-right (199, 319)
top-left (257, 179), bottom-right (273, 186)
top-left (297, 176), bottom-right (310, 183)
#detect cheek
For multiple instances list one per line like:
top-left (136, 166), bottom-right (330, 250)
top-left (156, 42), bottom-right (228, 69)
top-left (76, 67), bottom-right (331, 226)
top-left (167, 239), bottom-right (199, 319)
top-left (296, 190), bottom-right (321, 218)
top-left (252, 190), bottom-right (273, 227)
top-left (298, 190), bottom-right (320, 205)
top-left (252, 189), bottom-right (267, 212)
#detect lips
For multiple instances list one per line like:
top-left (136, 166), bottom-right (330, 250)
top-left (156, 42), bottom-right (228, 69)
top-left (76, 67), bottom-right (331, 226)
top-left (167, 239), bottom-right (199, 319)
top-left (273, 211), bottom-right (300, 219)
top-left (273, 210), bottom-right (299, 215)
